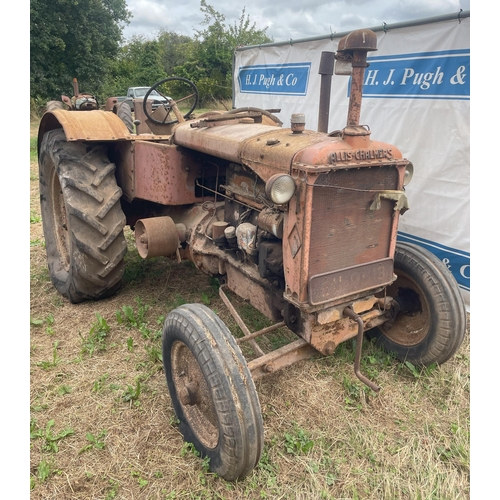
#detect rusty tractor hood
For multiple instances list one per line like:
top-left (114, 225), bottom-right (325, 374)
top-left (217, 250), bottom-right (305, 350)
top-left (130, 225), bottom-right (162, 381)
top-left (173, 121), bottom-right (405, 182)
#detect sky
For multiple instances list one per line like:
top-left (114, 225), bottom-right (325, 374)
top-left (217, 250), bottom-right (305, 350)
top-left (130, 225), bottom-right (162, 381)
top-left (121, 0), bottom-right (470, 43)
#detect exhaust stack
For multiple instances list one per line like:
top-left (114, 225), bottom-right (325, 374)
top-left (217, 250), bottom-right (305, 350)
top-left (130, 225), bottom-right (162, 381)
top-left (317, 51), bottom-right (335, 133)
top-left (335, 29), bottom-right (378, 127)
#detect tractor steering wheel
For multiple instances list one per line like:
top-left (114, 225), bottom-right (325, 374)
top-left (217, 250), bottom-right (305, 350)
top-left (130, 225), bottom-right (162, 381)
top-left (142, 77), bottom-right (199, 125)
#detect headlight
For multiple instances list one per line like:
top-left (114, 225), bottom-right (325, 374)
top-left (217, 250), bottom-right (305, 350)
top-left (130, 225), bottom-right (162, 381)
top-left (265, 174), bottom-right (296, 204)
top-left (403, 162), bottom-right (414, 186)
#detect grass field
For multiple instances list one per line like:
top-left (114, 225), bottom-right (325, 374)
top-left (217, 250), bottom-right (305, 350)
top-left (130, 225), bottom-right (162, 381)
top-left (30, 111), bottom-right (470, 499)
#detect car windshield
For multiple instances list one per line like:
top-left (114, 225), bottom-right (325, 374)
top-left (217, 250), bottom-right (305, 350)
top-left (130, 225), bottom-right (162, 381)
top-left (134, 88), bottom-right (161, 98)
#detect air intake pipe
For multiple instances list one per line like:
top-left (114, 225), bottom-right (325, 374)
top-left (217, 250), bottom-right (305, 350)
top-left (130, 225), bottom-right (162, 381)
top-left (335, 29), bottom-right (378, 127)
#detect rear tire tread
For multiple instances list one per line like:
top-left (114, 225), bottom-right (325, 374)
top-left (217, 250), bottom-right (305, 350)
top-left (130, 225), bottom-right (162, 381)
top-left (116, 102), bottom-right (134, 133)
top-left (39, 129), bottom-right (127, 303)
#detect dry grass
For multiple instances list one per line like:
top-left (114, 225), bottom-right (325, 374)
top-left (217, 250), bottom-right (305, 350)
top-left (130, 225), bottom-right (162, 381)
top-left (30, 122), bottom-right (470, 499)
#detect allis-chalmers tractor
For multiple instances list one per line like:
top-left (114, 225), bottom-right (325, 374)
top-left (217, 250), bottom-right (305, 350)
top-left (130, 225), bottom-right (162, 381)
top-left (38, 29), bottom-right (466, 480)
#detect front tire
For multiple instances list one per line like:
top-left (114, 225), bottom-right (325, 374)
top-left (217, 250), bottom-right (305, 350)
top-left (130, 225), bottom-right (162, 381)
top-left (39, 129), bottom-right (127, 303)
top-left (162, 303), bottom-right (264, 480)
top-left (368, 242), bottom-right (466, 365)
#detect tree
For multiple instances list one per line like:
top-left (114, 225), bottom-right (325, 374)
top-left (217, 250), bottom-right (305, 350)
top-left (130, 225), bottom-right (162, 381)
top-left (100, 36), bottom-right (168, 98)
top-left (157, 30), bottom-right (194, 77)
top-left (176, 1), bottom-right (272, 104)
top-left (30, 0), bottom-right (131, 101)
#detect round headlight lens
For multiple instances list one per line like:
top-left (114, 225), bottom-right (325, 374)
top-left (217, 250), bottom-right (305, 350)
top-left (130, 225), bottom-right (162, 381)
top-left (403, 162), bottom-right (414, 186)
top-left (265, 174), bottom-right (296, 204)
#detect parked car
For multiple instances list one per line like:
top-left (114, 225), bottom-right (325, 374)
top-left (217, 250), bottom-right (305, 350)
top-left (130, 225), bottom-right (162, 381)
top-left (124, 87), bottom-right (170, 112)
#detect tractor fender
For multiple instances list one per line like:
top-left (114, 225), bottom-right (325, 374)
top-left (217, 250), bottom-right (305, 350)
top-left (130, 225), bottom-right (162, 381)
top-left (37, 109), bottom-right (133, 156)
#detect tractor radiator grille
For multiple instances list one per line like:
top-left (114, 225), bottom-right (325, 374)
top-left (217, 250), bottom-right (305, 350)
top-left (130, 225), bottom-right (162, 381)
top-left (307, 165), bottom-right (398, 305)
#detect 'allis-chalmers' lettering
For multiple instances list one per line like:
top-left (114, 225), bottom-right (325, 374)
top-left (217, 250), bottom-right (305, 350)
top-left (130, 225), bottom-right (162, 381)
top-left (331, 149), bottom-right (393, 163)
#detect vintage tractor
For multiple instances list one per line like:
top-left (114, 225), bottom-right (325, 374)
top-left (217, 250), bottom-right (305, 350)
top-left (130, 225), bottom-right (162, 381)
top-left (37, 29), bottom-right (466, 480)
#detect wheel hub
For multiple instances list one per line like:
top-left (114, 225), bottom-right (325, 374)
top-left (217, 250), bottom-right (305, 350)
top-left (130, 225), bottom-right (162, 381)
top-left (171, 341), bottom-right (219, 449)
top-left (50, 167), bottom-right (70, 272)
top-left (381, 272), bottom-right (430, 346)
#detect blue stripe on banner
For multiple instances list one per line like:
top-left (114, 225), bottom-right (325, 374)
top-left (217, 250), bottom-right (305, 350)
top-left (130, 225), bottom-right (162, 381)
top-left (238, 63), bottom-right (311, 96)
top-left (354, 49), bottom-right (470, 100)
top-left (397, 232), bottom-right (470, 292)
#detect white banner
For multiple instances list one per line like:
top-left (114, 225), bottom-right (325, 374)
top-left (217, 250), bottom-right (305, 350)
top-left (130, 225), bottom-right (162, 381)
top-left (234, 15), bottom-right (470, 307)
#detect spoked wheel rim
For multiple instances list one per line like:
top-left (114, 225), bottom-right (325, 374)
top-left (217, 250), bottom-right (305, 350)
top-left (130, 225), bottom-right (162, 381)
top-left (171, 340), bottom-right (219, 449)
top-left (49, 165), bottom-right (70, 272)
top-left (380, 271), bottom-right (430, 346)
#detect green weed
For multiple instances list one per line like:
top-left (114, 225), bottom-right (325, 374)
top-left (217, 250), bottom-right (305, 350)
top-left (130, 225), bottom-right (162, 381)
top-left (31, 404), bottom-right (48, 412)
top-left (172, 294), bottom-right (187, 308)
top-left (116, 298), bottom-right (149, 329)
top-left (122, 379), bottom-right (141, 403)
top-left (93, 373), bottom-right (109, 393)
top-left (342, 376), bottom-right (364, 410)
top-left (79, 430), bottom-right (107, 453)
top-left (257, 448), bottom-right (277, 475)
top-left (200, 291), bottom-right (211, 305)
top-left (57, 385), bottom-right (71, 396)
top-left (131, 470), bottom-right (148, 488)
top-left (45, 313), bottom-right (55, 335)
top-left (145, 343), bottom-right (163, 364)
top-left (36, 458), bottom-right (55, 483)
top-left (209, 276), bottom-right (220, 291)
top-left (360, 347), bottom-right (396, 378)
top-left (169, 414), bottom-right (180, 426)
top-left (30, 314), bottom-right (55, 335)
top-left (283, 426), bottom-right (314, 455)
top-left (30, 265), bottom-right (50, 283)
top-left (123, 250), bottom-right (152, 283)
top-left (30, 136), bottom-right (38, 162)
top-left (30, 210), bottom-right (41, 224)
top-left (30, 317), bottom-right (44, 327)
top-left (180, 442), bottom-right (211, 475)
top-left (402, 361), bottom-right (437, 379)
top-left (31, 418), bottom-right (74, 453)
top-left (36, 341), bottom-right (61, 369)
top-left (139, 324), bottom-right (159, 339)
top-left (239, 302), bottom-right (272, 332)
top-left (80, 313), bottom-right (110, 356)
top-left (105, 479), bottom-right (119, 499)
top-left (181, 441), bottom-right (200, 458)
top-left (127, 337), bottom-right (134, 352)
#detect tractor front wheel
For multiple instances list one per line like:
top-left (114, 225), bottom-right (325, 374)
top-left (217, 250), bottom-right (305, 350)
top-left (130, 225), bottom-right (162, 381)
top-left (162, 303), bottom-right (264, 480)
top-left (368, 242), bottom-right (466, 365)
top-left (38, 129), bottom-right (127, 303)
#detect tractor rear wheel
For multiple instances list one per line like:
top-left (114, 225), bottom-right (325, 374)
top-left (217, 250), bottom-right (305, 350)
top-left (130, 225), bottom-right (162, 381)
top-left (162, 303), bottom-right (264, 480)
top-left (116, 102), bottom-right (134, 133)
top-left (39, 129), bottom-right (127, 303)
top-left (368, 242), bottom-right (466, 365)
